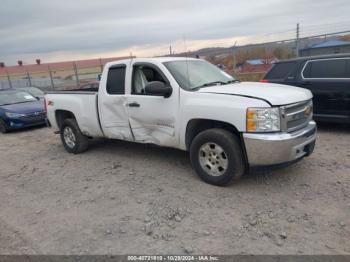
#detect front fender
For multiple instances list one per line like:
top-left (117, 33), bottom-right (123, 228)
top-left (179, 92), bottom-right (270, 149)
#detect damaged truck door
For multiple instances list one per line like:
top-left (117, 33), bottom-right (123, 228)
top-left (98, 64), bottom-right (133, 141)
top-left (126, 62), bottom-right (178, 147)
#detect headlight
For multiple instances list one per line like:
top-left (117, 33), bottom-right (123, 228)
top-left (247, 107), bottom-right (281, 132)
top-left (5, 112), bottom-right (25, 118)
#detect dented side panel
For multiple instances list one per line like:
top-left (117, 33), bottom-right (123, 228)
top-left (99, 95), bottom-right (133, 140)
top-left (127, 95), bottom-right (178, 147)
top-left (128, 119), bottom-right (175, 144)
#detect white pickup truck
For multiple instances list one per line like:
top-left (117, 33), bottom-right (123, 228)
top-left (46, 57), bottom-right (316, 186)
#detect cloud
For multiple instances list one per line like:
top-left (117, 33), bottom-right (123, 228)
top-left (0, 0), bottom-right (349, 64)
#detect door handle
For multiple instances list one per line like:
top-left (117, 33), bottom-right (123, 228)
top-left (128, 102), bottom-right (140, 108)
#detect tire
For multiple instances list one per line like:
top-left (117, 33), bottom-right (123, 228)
top-left (60, 118), bottom-right (89, 154)
top-left (190, 128), bottom-right (245, 186)
top-left (0, 119), bottom-right (8, 134)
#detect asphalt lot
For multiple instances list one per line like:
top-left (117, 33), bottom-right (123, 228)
top-left (0, 123), bottom-right (349, 255)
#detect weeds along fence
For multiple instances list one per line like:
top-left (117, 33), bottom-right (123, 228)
top-left (235, 72), bottom-right (266, 82)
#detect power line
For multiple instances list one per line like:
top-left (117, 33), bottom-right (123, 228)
top-left (260, 20), bottom-right (350, 39)
top-left (157, 22), bottom-right (350, 57)
top-left (301, 24), bottom-right (350, 35)
top-left (301, 20), bottom-right (350, 30)
top-left (300, 29), bottom-right (350, 40)
top-left (230, 29), bottom-right (350, 50)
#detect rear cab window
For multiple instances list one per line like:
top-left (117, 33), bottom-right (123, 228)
top-left (265, 61), bottom-right (297, 80)
top-left (106, 65), bottom-right (126, 94)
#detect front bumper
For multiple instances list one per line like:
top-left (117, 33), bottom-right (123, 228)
top-left (243, 121), bottom-right (317, 166)
top-left (5, 117), bottom-right (46, 130)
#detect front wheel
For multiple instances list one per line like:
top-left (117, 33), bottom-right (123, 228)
top-left (190, 128), bottom-right (245, 186)
top-left (60, 118), bottom-right (89, 154)
top-left (0, 119), bottom-right (8, 134)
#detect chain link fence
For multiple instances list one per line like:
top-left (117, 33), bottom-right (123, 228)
top-left (0, 59), bottom-right (116, 91)
top-left (0, 66), bottom-right (103, 91)
top-left (1, 61), bottom-right (265, 92)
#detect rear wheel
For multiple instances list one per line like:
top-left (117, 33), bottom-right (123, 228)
top-left (60, 118), bottom-right (89, 154)
top-left (190, 128), bottom-right (245, 186)
top-left (0, 119), bottom-right (8, 134)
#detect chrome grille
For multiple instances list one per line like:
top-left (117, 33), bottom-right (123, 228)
top-left (19, 112), bottom-right (46, 122)
top-left (281, 100), bottom-right (313, 132)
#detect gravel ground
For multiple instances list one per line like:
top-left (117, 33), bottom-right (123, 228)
top-left (0, 123), bottom-right (349, 255)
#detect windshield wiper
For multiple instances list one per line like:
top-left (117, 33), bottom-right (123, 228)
top-left (193, 81), bottom-right (227, 90)
top-left (226, 79), bottom-right (240, 84)
top-left (192, 79), bottom-right (240, 91)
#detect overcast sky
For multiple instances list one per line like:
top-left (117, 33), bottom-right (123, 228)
top-left (1, 0), bottom-right (349, 65)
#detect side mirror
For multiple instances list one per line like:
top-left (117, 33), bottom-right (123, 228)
top-left (145, 81), bottom-right (172, 98)
top-left (97, 74), bottom-right (102, 81)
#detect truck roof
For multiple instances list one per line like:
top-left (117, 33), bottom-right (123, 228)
top-left (105, 57), bottom-right (199, 67)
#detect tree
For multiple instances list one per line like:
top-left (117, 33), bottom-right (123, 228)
top-left (338, 34), bottom-right (350, 41)
top-left (273, 47), bottom-right (295, 59)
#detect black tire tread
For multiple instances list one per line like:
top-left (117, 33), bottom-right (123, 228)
top-left (60, 118), bottom-right (89, 154)
top-left (0, 119), bottom-right (8, 134)
top-left (190, 128), bottom-right (245, 186)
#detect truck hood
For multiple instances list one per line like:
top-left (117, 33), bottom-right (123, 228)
top-left (0, 100), bottom-right (45, 114)
top-left (196, 82), bottom-right (312, 106)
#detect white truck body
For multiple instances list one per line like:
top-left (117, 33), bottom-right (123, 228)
top-left (46, 57), bottom-right (316, 185)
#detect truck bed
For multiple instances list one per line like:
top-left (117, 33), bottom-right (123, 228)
top-left (45, 91), bottom-right (104, 137)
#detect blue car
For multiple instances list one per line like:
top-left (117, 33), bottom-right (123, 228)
top-left (16, 86), bottom-right (45, 100)
top-left (0, 89), bottom-right (46, 133)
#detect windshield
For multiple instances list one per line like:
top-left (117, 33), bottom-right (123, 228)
top-left (163, 60), bottom-right (235, 90)
top-left (0, 90), bottom-right (37, 106)
top-left (21, 87), bottom-right (44, 97)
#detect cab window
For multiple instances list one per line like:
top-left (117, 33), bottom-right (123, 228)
top-left (132, 65), bottom-right (167, 95)
top-left (107, 66), bottom-right (126, 95)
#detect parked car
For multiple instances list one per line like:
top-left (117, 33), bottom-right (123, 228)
top-left (0, 89), bottom-right (46, 133)
top-left (261, 54), bottom-right (350, 123)
top-left (16, 86), bottom-right (45, 100)
top-left (46, 57), bottom-right (316, 186)
top-left (79, 81), bottom-right (99, 91)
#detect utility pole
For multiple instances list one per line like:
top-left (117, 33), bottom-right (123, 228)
top-left (169, 45), bottom-right (172, 56)
top-left (73, 62), bottom-right (80, 89)
top-left (99, 58), bottom-right (103, 72)
top-left (296, 23), bottom-right (300, 57)
top-left (48, 65), bottom-right (55, 90)
top-left (6, 70), bottom-right (12, 89)
top-left (26, 71), bottom-right (32, 86)
top-left (232, 41), bottom-right (237, 77)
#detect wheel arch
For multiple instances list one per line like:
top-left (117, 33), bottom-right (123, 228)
top-left (185, 118), bottom-right (248, 165)
top-left (55, 110), bottom-right (76, 129)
